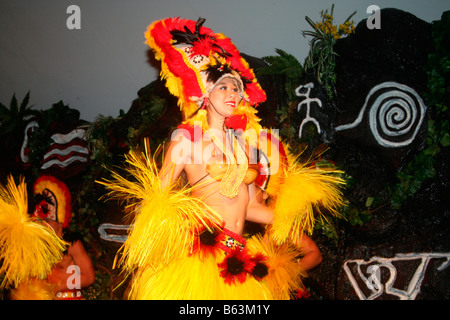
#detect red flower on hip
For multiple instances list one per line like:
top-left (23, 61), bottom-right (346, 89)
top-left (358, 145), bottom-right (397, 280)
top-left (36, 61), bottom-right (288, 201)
top-left (250, 253), bottom-right (269, 280)
top-left (191, 227), bottom-right (223, 259)
top-left (218, 247), bottom-right (256, 285)
top-left (296, 286), bottom-right (311, 299)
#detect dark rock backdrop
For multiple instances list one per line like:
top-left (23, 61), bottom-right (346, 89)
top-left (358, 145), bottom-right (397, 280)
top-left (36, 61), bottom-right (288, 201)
top-left (300, 8), bottom-right (450, 300)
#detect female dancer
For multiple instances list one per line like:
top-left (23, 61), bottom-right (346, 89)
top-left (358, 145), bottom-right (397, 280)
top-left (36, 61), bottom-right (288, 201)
top-left (100, 17), bottom-right (345, 300)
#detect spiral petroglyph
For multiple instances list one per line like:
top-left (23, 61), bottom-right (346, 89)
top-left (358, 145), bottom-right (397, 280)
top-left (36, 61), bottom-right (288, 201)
top-left (335, 82), bottom-right (427, 148)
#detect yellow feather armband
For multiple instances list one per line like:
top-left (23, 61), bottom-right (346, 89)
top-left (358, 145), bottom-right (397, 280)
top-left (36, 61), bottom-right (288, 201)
top-left (270, 160), bottom-right (346, 244)
top-left (98, 149), bottom-right (222, 273)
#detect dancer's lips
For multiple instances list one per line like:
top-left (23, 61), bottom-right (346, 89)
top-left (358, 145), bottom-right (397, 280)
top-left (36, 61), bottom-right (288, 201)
top-left (225, 101), bottom-right (236, 108)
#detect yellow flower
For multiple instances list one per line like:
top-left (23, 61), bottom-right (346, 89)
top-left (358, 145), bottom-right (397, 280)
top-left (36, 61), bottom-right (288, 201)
top-left (314, 22), bottom-right (323, 31)
top-left (338, 20), bottom-right (355, 36)
top-left (323, 13), bottom-right (333, 21)
top-left (311, 7), bottom-right (355, 38)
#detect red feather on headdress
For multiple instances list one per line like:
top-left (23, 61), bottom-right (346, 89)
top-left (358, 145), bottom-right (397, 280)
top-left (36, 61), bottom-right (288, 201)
top-left (145, 17), bottom-right (266, 118)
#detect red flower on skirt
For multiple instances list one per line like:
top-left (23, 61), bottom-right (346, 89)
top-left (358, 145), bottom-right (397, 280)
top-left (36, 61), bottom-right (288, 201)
top-left (296, 286), bottom-right (311, 299)
top-left (218, 247), bottom-right (256, 285)
top-left (250, 252), bottom-right (269, 280)
top-left (190, 227), bottom-right (223, 259)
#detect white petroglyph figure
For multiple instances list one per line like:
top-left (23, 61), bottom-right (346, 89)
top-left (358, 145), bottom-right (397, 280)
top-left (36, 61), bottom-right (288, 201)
top-left (296, 83), bottom-right (323, 138)
top-left (295, 81), bottom-right (427, 148)
top-left (343, 252), bottom-right (450, 300)
top-left (335, 81), bottom-right (427, 148)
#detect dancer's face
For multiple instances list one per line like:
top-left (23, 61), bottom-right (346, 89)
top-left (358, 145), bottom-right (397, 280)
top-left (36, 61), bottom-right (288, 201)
top-left (207, 77), bottom-right (242, 119)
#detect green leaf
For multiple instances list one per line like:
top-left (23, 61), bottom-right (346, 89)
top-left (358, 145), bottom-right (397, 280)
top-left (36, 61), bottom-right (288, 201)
top-left (19, 91), bottom-right (31, 112)
top-left (365, 197), bottom-right (375, 208)
top-left (9, 94), bottom-right (18, 115)
top-left (440, 133), bottom-right (450, 146)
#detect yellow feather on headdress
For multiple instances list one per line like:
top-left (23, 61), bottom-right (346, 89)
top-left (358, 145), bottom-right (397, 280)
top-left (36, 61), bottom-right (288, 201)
top-left (0, 175), bottom-right (67, 289)
top-left (182, 108), bottom-right (209, 130)
top-left (234, 102), bottom-right (262, 132)
top-left (270, 157), bottom-right (346, 244)
top-left (97, 148), bottom-right (222, 273)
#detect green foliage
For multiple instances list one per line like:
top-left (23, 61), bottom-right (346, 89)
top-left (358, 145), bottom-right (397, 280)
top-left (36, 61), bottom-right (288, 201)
top-left (260, 49), bottom-right (304, 102)
top-left (0, 92), bottom-right (39, 141)
top-left (85, 115), bottom-right (117, 164)
top-left (82, 270), bottom-right (113, 300)
top-left (27, 101), bottom-right (80, 178)
top-left (0, 92), bottom-right (35, 130)
top-left (302, 4), bottom-right (356, 99)
top-left (314, 218), bottom-right (339, 245)
top-left (127, 94), bottom-right (169, 147)
top-left (70, 115), bottom-right (119, 244)
top-left (426, 11), bottom-right (450, 106)
top-left (258, 49), bottom-right (303, 144)
top-left (388, 11), bottom-right (450, 210)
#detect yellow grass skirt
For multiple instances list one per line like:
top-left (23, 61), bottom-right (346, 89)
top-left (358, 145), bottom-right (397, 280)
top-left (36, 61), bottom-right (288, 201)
top-left (99, 149), bottom-right (343, 300)
top-left (126, 228), bottom-right (304, 300)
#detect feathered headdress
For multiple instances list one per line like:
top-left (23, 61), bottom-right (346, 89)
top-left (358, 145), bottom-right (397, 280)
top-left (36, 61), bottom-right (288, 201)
top-left (32, 175), bottom-right (72, 229)
top-left (0, 175), bottom-right (67, 289)
top-left (145, 17), bottom-right (266, 122)
top-left (146, 17), bottom-right (267, 199)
